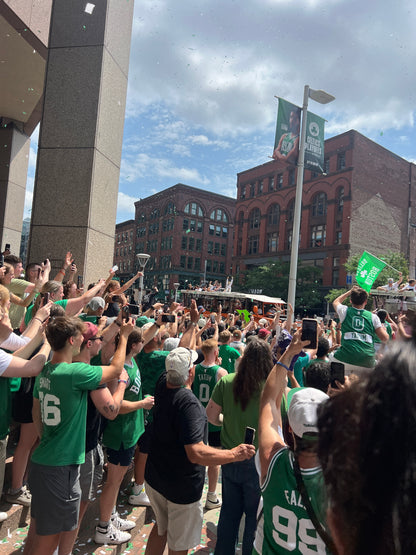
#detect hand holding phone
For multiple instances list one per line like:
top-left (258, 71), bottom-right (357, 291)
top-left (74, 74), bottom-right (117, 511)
top-left (301, 318), bottom-right (318, 349)
top-left (330, 361), bottom-right (345, 388)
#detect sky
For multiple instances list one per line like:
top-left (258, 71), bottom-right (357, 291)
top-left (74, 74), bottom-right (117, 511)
top-left (24, 0), bottom-right (416, 223)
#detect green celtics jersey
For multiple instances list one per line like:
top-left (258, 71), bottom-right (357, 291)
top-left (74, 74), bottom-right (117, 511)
top-left (135, 349), bottom-right (169, 422)
top-left (335, 306), bottom-right (377, 367)
top-left (261, 447), bottom-right (330, 554)
top-left (32, 361), bottom-right (102, 466)
top-left (374, 322), bottom-right (392, 344)
top-left (103, 358), bottom-right (144, 450)
top-left (192, 363), bottom-right (221, 432)
top-left (280, 133), bottom-right (298, 156)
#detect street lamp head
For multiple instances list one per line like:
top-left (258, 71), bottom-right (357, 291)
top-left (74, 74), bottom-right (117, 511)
top-left (136, 253), bottom-right (150, 269)
top-left (173, 282), bottom-right (180, 290)
top-left (308, 88), bottom-right (335, 104)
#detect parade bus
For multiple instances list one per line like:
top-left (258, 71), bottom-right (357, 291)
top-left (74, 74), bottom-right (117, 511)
top-left (180, 289), bottom-right (286, 322)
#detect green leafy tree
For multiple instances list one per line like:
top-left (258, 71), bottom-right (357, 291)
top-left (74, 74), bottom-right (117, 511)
top-left (345, 251), bottom-right (408, 288)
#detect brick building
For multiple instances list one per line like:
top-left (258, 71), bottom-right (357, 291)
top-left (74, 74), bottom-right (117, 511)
top-left (113, 183), bottom-right (235, 293)
top-left (233, 130), bottom-right (416, 291)
top-left (114, 219), bottom-right (136, 282)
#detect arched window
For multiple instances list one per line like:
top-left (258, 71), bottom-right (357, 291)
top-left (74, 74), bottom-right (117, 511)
top-left (267, 204), bottom-right (280, 226)
top-left (184, 202), bottom-right (203, 217)
top-left (312, 192), bottom-right (327, 217)
top-left (249, 208), bottom-right (261, 229)
top-left (210, 208), bottom-right (228, 223)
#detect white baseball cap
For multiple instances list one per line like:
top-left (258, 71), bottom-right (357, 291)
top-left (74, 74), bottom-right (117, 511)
top-left (287, 387), bottom-right (329, 438)
top-left (165, 347), bottom-right (198, 383)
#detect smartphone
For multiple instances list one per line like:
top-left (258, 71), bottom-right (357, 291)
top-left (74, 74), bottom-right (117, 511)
top-left (122, 305), bottom-right (130, 321)
top-left (77, 275), bottom-right (83, 289)
top-left (42, 292), bottom-right (50, 306)
top-left (161, 314), bottom-right (175, 323)
top-left (301, 318), bottom-right (318, 349)
top-left (128, 304), bottom-right (140, 315)
top-left (244, 426), bottom-right (256, 445)
top-left (5, 243), bottom-right (10, 251)
top-left (210, 314), bottom-right (216, 324)
top-left (330, 361), bottom-right (345, 388)
top-left (0, 254), bottom-right (4, 267)
top-left (111, 265), bottom-right (118, 272)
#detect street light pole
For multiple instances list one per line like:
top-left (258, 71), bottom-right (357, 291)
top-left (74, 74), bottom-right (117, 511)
top-left (287, 85), bottom-right (335, 316)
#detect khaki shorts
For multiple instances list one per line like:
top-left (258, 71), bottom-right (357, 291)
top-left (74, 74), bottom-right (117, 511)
top-left (145, 481), bottom-right (203, 551)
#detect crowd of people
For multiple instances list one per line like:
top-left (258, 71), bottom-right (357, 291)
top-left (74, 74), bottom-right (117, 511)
top-left (0, 249), bottom-right (415, 555)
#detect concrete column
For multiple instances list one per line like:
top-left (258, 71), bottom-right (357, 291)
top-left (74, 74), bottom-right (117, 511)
top-left (28, 0), bottom-right (134, 285)
top-left (0, 125), bottom-right (30, 253)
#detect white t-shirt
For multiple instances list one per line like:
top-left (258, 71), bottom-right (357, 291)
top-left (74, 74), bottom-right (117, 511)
top-left (0, 350), bottom-right (13, 377)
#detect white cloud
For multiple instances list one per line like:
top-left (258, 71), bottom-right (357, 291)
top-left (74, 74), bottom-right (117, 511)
top-left (117, 192), bottom-right (139, 220)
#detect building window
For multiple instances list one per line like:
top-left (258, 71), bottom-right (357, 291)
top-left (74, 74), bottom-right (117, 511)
top-left (187, 257), bottom-right (193, 270)
top-left (190, 219), bottom-right (196, 232)
top-left (164, 202), bottom-right (175, 215)
top-left (196, 239), bottom-right (202, 251)
top-left (267, 204), bottom-right (280, 226)
top-left (213, 260), bottom-right (218, 273)
top-left (249, 208), bottom-right (261, 229)
top-left (197, 221), bottom-right (203, 233)
top-left (214, 243), bottom-right (220, 255)
top-left (207, 241), bottom-right (213, 254)
top-left (250, 183), bottom-right (255, 197)
top-left (183, 219), bottom-right (189, 231)
top-left (333, 257), bottom-right (340, 267)
top-left (311, 225), bottom-right (326, 247)
top-left (181, 237), bottom-right (187, 249)
top-left (215, 226), bottom-right (221, 237)
top-left (332, 269), bottom-right (339, 286)
top-left (240, 185), bottom-right (246, 199)
top-left (335, 230), bottom-right (342, 244)
top-left (248, 235), bottom-right (259, 254)
top-left (237, 237), bottom-right (242, 256)
top-left (209, 225), bottom-right (215, 236)
top-left (337, 187), bottom-right (344, 213)
top-left (222, 227), bottom-right (228, 238)
top-left (219, 262), bottom-right (225, 273)
top-left (180, 256), bottom-right (186, 268)
top-left (337, 152), bottom-right (346, 170)
top-left (312, 192), bottom-right (327, 217)
top-left (277, 173), bottom-right (283, 188)
top-left (194, 258), bottom-right (201, 271)
top-left (210, 208), bottom-right (228, 222)
top-left (288, 169), bottom-right (295, 185)
top-left (206, 260), bottom-right (212, 272)
top-left (258, 180), bottom-right (263, 194)
top-left (220, 244), bottom-right (226, 256)
top-left (269, 176), bottom-right (275, 192)
top-left (287, 200), bottom-right (295, 222)
top-left (324, 158), bottom-right (330, 174)
top-left (188, 237), bottom-right (195, 251)
top-left (267, 232), bottom-right (279, 253)
top-left (184, 202), bottom-right (203, 217)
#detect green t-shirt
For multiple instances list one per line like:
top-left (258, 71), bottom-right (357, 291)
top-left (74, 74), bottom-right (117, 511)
top-left (211, 373), bottom-right (262, 449)
top-left (25, 298), bottom-right (68, 326)
top-left (335, 305), bottom-right (378, 367)
top-left (292, 354), bottom-right (310, 387)
top-left (103, 358), bottom-right (144, 450)
top-left (135, 349), bottom-right (169, 422)
top-left (260, 447), bottom-right (330, 554)
top-left (218, 344), bottom-right (240, 373)
top-left (192, 363), bottom-right (222, 433)
top-left (32, 361), bottom-right (102, 466)
top-left (0, 378), bottom-right (12, 440)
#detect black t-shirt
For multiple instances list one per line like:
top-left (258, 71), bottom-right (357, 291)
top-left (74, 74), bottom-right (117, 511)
top-left (145, 373), bottom-right (208, 504)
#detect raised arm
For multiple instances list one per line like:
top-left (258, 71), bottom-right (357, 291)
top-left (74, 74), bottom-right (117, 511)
top-left (332, 288), bottom-right (351, 311)
top-left (258, 330), bottom-right (309, 481)
top-left (99, 320), bottom-right (134, 383)
top-left (65, 279), bottom-right (106, 316)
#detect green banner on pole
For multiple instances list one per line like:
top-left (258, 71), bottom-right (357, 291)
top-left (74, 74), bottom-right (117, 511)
top-left (273, 98), bottom-right (301, 165)
top-left (356, 251), bottom-right (386, 292)
top-left (304, 111), bottom-right (325, 173)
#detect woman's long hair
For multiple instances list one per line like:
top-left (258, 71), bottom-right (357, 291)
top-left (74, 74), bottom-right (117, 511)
top-left (318, 340), bottom-right (416, 555)
top-left (233, 337), bottom-right (273, 410)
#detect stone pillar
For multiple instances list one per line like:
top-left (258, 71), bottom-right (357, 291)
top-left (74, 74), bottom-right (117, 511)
top-left (28, 0), bottom-right (134, 285)
top-left (0, 125), bottom-right (30, 253)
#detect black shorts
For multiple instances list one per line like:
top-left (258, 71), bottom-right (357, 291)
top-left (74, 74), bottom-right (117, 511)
top-left (208, 431), bottom-right (221, 447)
top-left (106, 444), bottom-right (136, 467)
top-left (29, 462), bottom-right (81, 535)
top-left (12, 378), bottom-right (35, 423)
top-left (137, 422), bottom-right (154, 454)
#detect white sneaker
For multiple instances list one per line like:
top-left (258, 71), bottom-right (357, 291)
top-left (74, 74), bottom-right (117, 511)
top-left (205, 495), bottom-right (222, 510)
top-left (128, 488), bottom-right (151, 506)
top-left (94, 523), bottom-right (131, 544)
top-left (111, 511), bottom-right (136, 531)
top-left (0, 511), bottom-right (7, 522)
